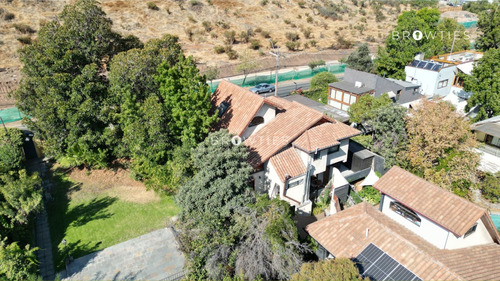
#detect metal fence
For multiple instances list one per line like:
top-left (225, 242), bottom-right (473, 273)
top-left (0, 107), bottom-right (24, 123)
top-left (209, 64), bottom-right (346, 92)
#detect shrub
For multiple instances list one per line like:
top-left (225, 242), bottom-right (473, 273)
top-left (309, 60), bottom-right (326, 70)
top-left (3, 12), bottom-right (14, 21)
top-left (306, 15), bottom-right (313, 23)
top-left (366, 35), bottom-right (375, 42)
top-left (261, 0), bottom-right (268, 5)
top-left (214, 45), bottom-right (225, 54)
top-left (226, 48), bottom-right (238, 60)
top-left (249, 39), bottom-right (261, 50)
top-left (285, 32), bottom-right (300, 41)
top-left (185, 27), bottom-right (195, 41)
top-left (17, 36), bottom-right (32, 45)
top-left (261, 30), bottom-right (271, 38)
top-left (202, 21), bottom-right (212, 32)
top-left (190, 0), bottom-right (201, 6)
top-left (284, 19), bottom-right (291, 25)
top-left (358, 186), bottom-right (381, 205)
top-left (480, 172), bottom-right (500, 203)
top-left (13, 23), bottom-right (35, 34)
top-left (224, 30), bottom-right (236, 44)
top-left (286, 41), bottom-right (301, 51)
top-left (310, 71), bottom-right (337, 91)
top-left (239, 29), bottom-right (254, 43)
top-left (147, 2), bottom-right (159, 10)
top-left (298, 0), bottom-right (306, 8)
top-left (309, 39), bottom-right (318, 47)
top-left (302, 27), bottom-right (312, 39)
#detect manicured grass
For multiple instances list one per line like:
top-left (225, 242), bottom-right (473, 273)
top-left (46, 170), bottom-right (179, 270)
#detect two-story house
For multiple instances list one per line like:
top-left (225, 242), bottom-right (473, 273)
top-left (212, 80), bottom-right (361, 214)
top-left (327, 68), bottom-right (422, 111)
top-left (306, 166), bottom-right (500, 280)
top-left (405, 51), bottom-right (482, 98)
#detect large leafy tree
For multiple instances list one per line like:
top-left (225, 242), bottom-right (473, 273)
top-left (475, 2), bottom-right (500, 51)
top-left (348, 94), bottom-right (393, 126)
top-left (376, 8), bottom-right (448, 79)
top-left (177, 130), bottom-right (253, 279)
top-left (435, 18), bottom-right (470, 53)
top-left (0, 238), bottom-right (39, 281)
top-left (462, 47), bottom-right (500, 121)
top-left (14, 0), bottom-right (138, 166)
top-left (290, 258), bottom-right (367, 281)
top-left (344, 43), bottom-right (374, 73)
top-left (230, 195), bottom-right (307, 280)
top-left (405, 99), bottom-right (479, 195)
top-left (0, 129), bottom-right (23, 174)
top-left (372, 105), bottom-right (408, 168)
top-left (306, 72), bottom-right (338, 104)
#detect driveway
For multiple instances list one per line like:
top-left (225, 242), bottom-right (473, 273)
top-left (62, 228), bottom-right (185, 281)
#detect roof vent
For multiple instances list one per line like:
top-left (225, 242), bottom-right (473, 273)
top-left (355, 81), bottom-right (363, 88)
top-left (365, 228), bottom-right (369, 238)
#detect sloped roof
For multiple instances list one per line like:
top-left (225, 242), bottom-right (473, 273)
top-left (306, 202), bottom-right (462, 280)
top-left (245, 102), bottom-right (326, 169)
top-left (292, 122), bottom-right (360, 153)
top-left (329, 80), bottom-right (373, 95)
top-left (373, 166), bottom-right (487, 237)
top-left (269, 147), bottom-right (306, 182)
top-left (211, 80), bottom-right (264, 136)
top-left (264, 96), bottom-right (292, 110)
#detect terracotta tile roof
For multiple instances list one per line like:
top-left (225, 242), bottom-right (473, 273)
top-left (245, 102), bottom-right (325, 169)
top-left (306, 203), bottom-right (469, 280)
top-left (292, 122), bottom-right (361, 153)
top-left (269, 147), bottom-right (306, 182)
top-left (211, 80), bottom-right (264, 136)
top-left (264, 96), bottom-right (292, 110)
top-left (373, 166), bottom-right (487, 237)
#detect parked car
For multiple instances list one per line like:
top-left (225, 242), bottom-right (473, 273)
top-left (249, 83), bottom-right (275, 94)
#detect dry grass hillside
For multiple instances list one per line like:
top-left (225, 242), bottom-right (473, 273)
top-left (0, 0), bottom-right (416, 80)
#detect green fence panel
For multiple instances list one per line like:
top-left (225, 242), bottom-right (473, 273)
top-left (209, 64), bottom-right (346, 92)
top-left (0, 107), bottom-right (25, 123)
top-left (461, 21), bottom-right (477, 29)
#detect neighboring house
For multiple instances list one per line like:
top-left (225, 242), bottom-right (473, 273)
top-left (327, 68), bottom-right (422, 111)
top-left (405, 51), bottom-right (482, 98)
top-left (212, 80), bottom-right (363, 214)
top-left (472, 115), bottom-right (500, 149)
top-left (306, 166), bottom-right (500, 280)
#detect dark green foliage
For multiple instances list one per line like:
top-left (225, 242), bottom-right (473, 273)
top-left (463, 0), bottom-right (493, 14)
top-left (0, 238), bottom-right (39, 280)
top-left (0, 129), bottom-right (23, 174)
top-left (13, 23), bottom-right (35, 34)
top-left (344, 43), bottom-right (374, 72)
top-left (16, 36), bottom-right (32, 45)
top-left (376, 7), bottom-right (469, 79)
top-left (308, 60), bottom-right (326, 70)
top-left (15, 0), bottom-right (129, 166)
top-left (372, 105), bottom-right (408, 168)
top-left (305, 72), bottom-right (338, 104)
top-left (479, 172), bottom-right (500, 203)
top-left (286, 41), bottom-right (301, 51)
top-left (358, 185), bottom-right (381, 205)
top-left (348, 94), bottom-right (392, 125)
top-left (468, 0), bottom-right (499, 53)
top-left (462, 48), bottom-right (500, 121)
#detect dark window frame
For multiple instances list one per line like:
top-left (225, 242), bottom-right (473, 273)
top-left (464, 223), bottom-right (478, 238)
top-left (327, 145), bottom-right (340, 154)
top-left (249, 116), bottom-right (265, 127)
top-left (217, 102), bottom-right (230, 117)
top-left (390, 201), bottom-right (421, 226)
top-left (288, 178), bottom-right (304, 189)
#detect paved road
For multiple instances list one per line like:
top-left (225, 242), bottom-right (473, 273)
top-left (62, 228), bottom-right (185, 281)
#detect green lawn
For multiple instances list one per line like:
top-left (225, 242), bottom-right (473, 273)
top-left (46, 170), bottom-right (179, 270)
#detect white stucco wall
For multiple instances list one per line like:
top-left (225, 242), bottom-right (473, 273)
top-left (444, 216), bottom-right (494, 249)
top-left (381, 195), bottom-right (450, 249)
top-left (284, 175), bottom-right (307, 204)
top-left (294, 140), bottom-right (349, 177)
top-left (405, 65), bottom-right (456, 97)
top-left (263, 161), bottom-right (282, 198)
top-left (241, 104), bottom-right (276, 139)
top-left (326, 139), bottom-right (349, 165)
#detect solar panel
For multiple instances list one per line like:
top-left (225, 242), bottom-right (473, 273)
top-left (417, 61), bottom-right (427, 68)
top-left (410, 60), bottom-right (420, 67)
top-left (354, 244), bottom-right (422, 281)
top-left (424, 63), bottom-right (435, 70)
top-left (431, 64), bottom-right (442, 71)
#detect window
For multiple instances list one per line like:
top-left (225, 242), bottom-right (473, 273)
top-left (335, 90), bottom-right (342, 101)
top-left (330, 89), bottom-right (335, 98)
top-left (288, 178), bottom-right (304, 189)
top-left (249, 116), bottom-right (264, 127)
top-left (464, 223), bottom-right (478, 238)
top-left (438, 79), bottom-right (448, 89)
top-left (343, 93), bottom-right (350, 103)
top-left (327, 145), bottom-right (339, 154)
top-left (390, 201), bottom-right (421, 226)
top-left (349, 95), bottom-right (357, 104)
top-left (313, 151), bottom-right (321, 160)
top-left (217, 102), bottom-right (229, 117)
top-left (453, 75), bottom-right (463, 87)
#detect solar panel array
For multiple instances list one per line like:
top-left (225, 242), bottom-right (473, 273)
top-left (354, 244), bottom-right (422, 281)
top-left (409, 60), bottom-right (442, 71)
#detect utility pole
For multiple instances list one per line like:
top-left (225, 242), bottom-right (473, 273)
top-left (269, 39), bottom-right (280, 96)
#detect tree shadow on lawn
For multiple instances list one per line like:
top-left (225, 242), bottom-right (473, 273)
top-left (48, 167), bottom-right (118, 271)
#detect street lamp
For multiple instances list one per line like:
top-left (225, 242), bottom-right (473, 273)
top-left (269, 39), bottom-right (280, 96)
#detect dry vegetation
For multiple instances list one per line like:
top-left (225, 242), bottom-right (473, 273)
top-left (0, 0), bottom-right (415, 81)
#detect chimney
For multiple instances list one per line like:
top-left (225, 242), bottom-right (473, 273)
top-left (355, 81), bottom-right (363, 88)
